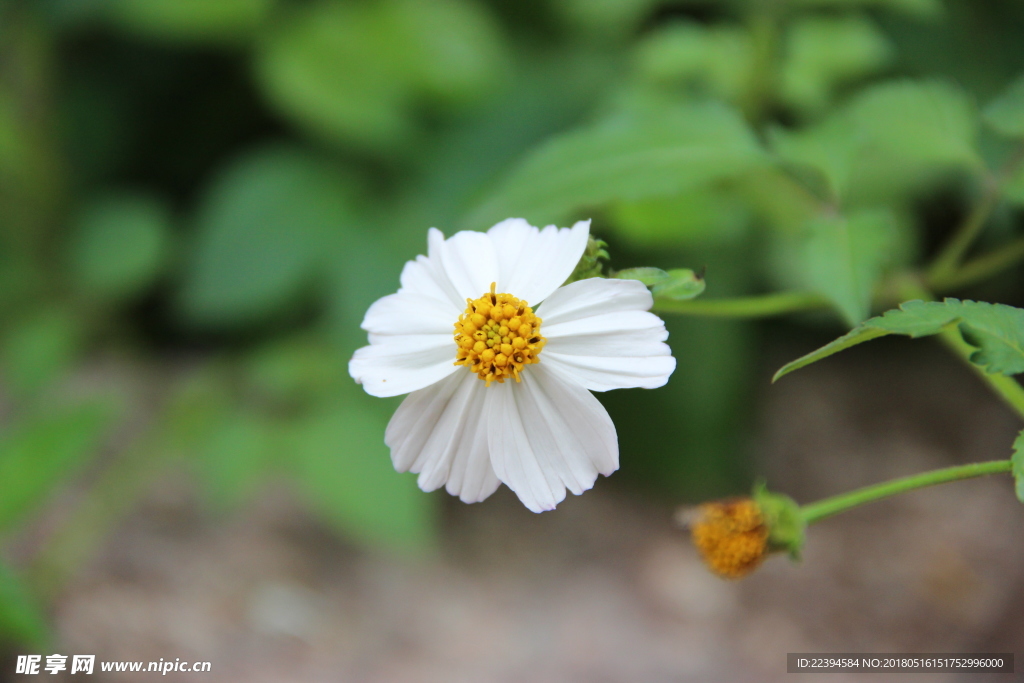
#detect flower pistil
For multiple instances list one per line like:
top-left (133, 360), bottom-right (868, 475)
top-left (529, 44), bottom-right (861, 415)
top-left (454, 282), bottom-right (545, 386)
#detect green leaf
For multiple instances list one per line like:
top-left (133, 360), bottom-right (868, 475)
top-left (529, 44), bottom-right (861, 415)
top-left (773, 80), bottom-right (980, 203)
top-left (983, 73), bottom-right (1024, 138)
top-left (464, 101), bottom-right (765, 229)
top-left (380, 0), bottom-right (507, 105)
top-left (255, 0), bottom-right (505, 152)
top-left (290, 404), bottom-right (434, 550)
top-left (634, 22), bottom-right (754, 101)
top-left (800, 209), bottom-right (895, 326)
top-left (1012, 430), bottom-right (1024, 503)
top-left (555, 0), bottom-right (661, 38)
top-left (774, 298), bottom-right (1024, 381)
top-left (654, 270), bottom-right (707, 301)
top-left (614, 268), bottom-right (706, 301)
top-left (609, 189), bottom-right (749, 248)
top-left (256, 2), bottom-right (410, 151)
top-left (177, 145), bottom-right (355, 328)
top-left (849, 80), bottom-right (979, 167)
top-left (0, 561), bottom-right (49, 649)
top-left (105, 0), bottom-right (273, 43)
top-left (612, 267), bottom-right (671, 287)
top-left (781, 15), bottom-right (893, 113)
top-left (734, 168), bottom-right (821, 235)
top-left (0, 403), bottom-right (113, 533)
top-left (2, 308), bottom-right (84, 397)
top-left (68, 191), bottom-right (173, 301)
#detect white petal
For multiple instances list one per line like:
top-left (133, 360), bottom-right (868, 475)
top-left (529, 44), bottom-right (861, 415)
top-left (396, 228), bottom-right (466, 312)
top-left (349, 335), bottom-right (458, 397)
top-left (487, 218), bottom-right (590, 305)
top-left (362, 291), bottom-right (455, 340)
top-left (438, 229), bottom-right (500, 302)
top-left (486, 364), bottom-right (618, 513)
top-left (536, 277), bottom-right (653, 326)
top-left (537, 278), bottom-right (675, 391)
top-left (541, 350), bottom-right (676, 392)
top-left (384, 369), bottom-right (500, 503)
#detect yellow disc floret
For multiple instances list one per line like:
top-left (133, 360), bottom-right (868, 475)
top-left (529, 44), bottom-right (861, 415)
top-left (690, 499), bottom-right (769, 579)
top-left (454, 282), bottom-right (545, 386)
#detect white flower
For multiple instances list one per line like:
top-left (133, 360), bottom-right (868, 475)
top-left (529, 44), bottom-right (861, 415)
top-left (349, 218), bottom-right (676, 512)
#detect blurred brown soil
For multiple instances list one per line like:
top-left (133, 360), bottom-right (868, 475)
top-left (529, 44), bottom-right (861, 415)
top-left (14, 340), bottom-right (1024, 682)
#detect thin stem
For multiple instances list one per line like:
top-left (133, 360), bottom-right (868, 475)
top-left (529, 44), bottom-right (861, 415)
top-left (653, 291), bottom-right (829, 318)
top-left (927, 144), bottom-right (1024, 282)
top-left (928, 235), bottom-right (1024, 292)
top-left (800, 460), bottom-right (1012, 525)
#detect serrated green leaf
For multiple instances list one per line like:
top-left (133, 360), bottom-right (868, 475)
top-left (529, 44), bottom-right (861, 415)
top-left (774, 298), bottom-right (1024, 381)
top-left (105, 0), bottom-right (273, 43)
top-left (0, 561), bottom-right (49, 649)
top-left (68, 191), bottom-right (173, 301)
top-left (464, 101), bottom-right (765, 229)
top-left (983, 73), bottom-right (1024, 139)
top-left (177, 145), bottom-right (354, 328)
top-left (0, 403), bottom-right (113, 533)
top-left (800, 209), bottom-right (895, 325)
top-left (781, 15), bottom-right (893, 113)
top-left (1012, 430), bottom-right (1024, 503)
top-left (652, 269), bottom-right (706, 301)
top-left (291, 404), bottom-right (434, 550)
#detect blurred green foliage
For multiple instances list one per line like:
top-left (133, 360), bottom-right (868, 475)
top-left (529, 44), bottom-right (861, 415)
top-left (2, 0), bottom-right (1024, 648)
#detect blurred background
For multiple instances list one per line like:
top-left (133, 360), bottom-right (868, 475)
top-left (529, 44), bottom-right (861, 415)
top-left (1, 0), bottom-right (1023, 680)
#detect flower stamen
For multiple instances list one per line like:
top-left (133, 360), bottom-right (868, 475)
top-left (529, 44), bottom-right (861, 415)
top-left (454, 282), bottom-right (545, 386)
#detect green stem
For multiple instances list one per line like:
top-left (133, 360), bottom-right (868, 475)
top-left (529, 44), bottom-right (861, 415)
top-left (929, 235), bottom-right (1024, 292)
top-left (653, 291), bottom-right (829, 318)
top-left (800, 460), bottom-right (1012, 525)
top-left (927, 144), bottom-right (1024, 282)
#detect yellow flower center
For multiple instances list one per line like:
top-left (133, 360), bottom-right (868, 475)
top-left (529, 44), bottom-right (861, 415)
top-left (690, 499), bottom-right (769, 579)
top-left (454, 282), bottom-right (545, 386)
